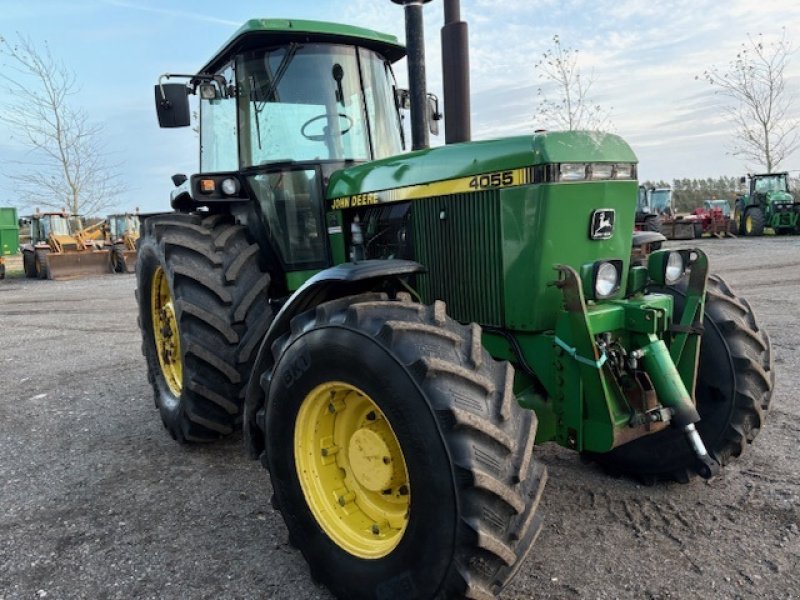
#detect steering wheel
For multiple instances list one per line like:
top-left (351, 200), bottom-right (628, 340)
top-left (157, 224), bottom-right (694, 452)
top-left (300, 113), bottom-right (353, 141)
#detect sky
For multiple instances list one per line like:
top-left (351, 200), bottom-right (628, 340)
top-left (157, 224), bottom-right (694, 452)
top-left (0, 0), bottom-right (799, 213)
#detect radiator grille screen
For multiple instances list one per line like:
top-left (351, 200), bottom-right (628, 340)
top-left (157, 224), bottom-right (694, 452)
top-left (412, 190), bottom-right (505, 326)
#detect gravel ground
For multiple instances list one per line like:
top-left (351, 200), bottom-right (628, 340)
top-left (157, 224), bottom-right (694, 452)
top-left (1, 236), bottom-right (798, 599)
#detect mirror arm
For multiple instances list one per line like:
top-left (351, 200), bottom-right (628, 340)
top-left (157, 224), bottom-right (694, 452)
top-left (158, 73), bottom-right (230, 100)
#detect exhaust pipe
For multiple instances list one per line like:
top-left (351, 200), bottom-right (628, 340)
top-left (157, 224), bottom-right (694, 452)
top-left (441, 0), bottom-right (471, 143)
top-left (392, 0), bottom-right (432, 150)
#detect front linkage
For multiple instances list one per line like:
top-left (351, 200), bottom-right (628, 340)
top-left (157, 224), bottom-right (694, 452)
top-left (546, 249), bottom-right (719, 479)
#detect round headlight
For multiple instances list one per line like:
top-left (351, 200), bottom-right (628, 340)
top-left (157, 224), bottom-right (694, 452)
top-left (665, 252), bottom-right (685, 284)
top-left (595, 262), bottom-right (619, 298)
top-left (221, 178), bottom-right (239, 196)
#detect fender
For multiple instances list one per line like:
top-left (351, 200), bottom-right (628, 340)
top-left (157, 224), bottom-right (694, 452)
top-left (243, 259), bottom-right (426, 459)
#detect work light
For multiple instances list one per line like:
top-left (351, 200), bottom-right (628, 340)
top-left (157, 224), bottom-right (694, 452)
top-left (594, 261), bottom-right (621, 298)
top-left (613, 164), bottom-right (634, 179)
top-left (647, 249), bottom-right (690, 285)
top-left (221, 177), bottom-right (240, 196)
top-left (664, 252), bottom-right (685, 285)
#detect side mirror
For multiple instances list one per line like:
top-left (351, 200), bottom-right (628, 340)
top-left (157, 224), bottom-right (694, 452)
top-left (172, 173), bottom-right (188, 187)
top-left (739, 176), bottom-right (747, 184)
top-left (154, 83), bottom-right (191, 128)
top-left (427, 94), bottom-right (442, 136)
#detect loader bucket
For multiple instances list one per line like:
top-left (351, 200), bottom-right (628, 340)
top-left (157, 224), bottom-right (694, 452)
top-left (46, 250), bottom-right (113, 280)
top-left (663, 221), bottom-right (696, 240)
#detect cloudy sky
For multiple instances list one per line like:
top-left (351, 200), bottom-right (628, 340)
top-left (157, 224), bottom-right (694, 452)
top-left (1, 0), bottom-right (799, 213)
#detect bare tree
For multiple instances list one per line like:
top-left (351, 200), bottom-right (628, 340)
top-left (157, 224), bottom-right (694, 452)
top-left (701, 30), bottom-right (798, 172)
top-left (533, 35), bottom-right (613, 131)
top-left (0, 35), bottom-right (122, 216)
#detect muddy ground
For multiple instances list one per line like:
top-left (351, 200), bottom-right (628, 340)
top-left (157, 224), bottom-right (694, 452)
top-left (1, 236), bottom-right (798, 599)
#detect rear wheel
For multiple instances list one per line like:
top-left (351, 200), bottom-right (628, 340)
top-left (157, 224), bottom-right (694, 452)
top-left (744, 207), bottom-right (765, 236)
top-left (136, 213), bottom-right (274, 442)
top-left (34, 249), bottom-right (51, 280)
top-left (586, 275), bottom-right (773, 483)
top-left (265, 294), bottom-right (546, 600)
top-left (22, 250), bottom-right (37, 278)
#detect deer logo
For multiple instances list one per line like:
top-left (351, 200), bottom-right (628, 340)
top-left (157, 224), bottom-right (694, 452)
top-left (590, 209), bottom-right (615, 240)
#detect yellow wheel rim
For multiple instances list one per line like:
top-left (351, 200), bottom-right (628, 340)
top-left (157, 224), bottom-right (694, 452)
top-left (745, 215), bottom-right (753, 233)
top-left (294, 381), bottom-right (411, 559)
top-left (151, 266), bottom-right (182, 396)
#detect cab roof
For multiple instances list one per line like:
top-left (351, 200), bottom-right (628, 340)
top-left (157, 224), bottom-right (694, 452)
top-left (200, 19), bottom-right (406, 74)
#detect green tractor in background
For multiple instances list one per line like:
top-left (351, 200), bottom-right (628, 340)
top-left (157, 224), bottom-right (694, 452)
top-left (137, 2), bottom-right (773, 598)
top-left (734, 171), bottom-right (799, 235)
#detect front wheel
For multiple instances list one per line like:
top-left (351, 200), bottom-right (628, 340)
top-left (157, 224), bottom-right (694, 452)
top-left (744, 207), bottom-right (765, 236)
top-left (136, 213), bottom-right (274, 442)
top-left (585, 275), bottom-right (773, 482)
top-left (265, 294), bottom-right (546, 599)
top-left (22, 250), bottom-right (37, 278)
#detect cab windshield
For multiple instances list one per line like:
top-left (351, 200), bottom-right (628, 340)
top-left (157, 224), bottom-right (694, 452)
top-left (43, 216), bottom-right (70, 237)
top-left (236, 44), bottom-right (402, 167)
top-left (754, 175), bottom-right (787, 193)
top-left (650, 189), bottom-right (671, 213)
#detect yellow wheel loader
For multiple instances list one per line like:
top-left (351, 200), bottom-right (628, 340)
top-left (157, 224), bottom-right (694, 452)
top-left (106, 213), bottom-right (141, 273)
top-left (19, 212), bottom-right (112, 280)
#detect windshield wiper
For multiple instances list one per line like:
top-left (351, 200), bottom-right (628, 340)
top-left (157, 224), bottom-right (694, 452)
top-left (251, 43), bottom-right (300, 150)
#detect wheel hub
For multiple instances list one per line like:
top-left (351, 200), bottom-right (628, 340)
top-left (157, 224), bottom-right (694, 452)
top-left (151, 266), bottom-right (182, 396)
top-left (294, 381), bottom-right (410, 559)
top-left (348, 426), bottom-right (395, 492)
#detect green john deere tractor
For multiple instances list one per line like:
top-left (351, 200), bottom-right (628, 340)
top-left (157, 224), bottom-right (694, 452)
top-left (734, 171), bottom-right (799, 235)
top-left (136, 2), bottom-right (773, 598)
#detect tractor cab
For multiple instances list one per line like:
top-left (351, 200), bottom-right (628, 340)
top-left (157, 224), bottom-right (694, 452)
top-left (30, 213), bottom-right (71, 246)
top-left (108, 213), bottom-right (140, 242)
top-left (649, 187), bottom-right (673, 216)
top-left (154, 20), bottom-right (416, 280)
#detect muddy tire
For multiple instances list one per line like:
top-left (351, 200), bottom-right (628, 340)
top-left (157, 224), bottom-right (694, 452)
top-left (264, 293), bottom-right (546, 600)
top-left (586, 274), bottom-right (773, 483)
top-left (22, 250), bottom-right (37, 278)
top-left (34, 249), bottom-right (51, 280)
top-left (136, 213), bottom-right (273, 442)
top-left (744, 207), bottom-right (765, 236)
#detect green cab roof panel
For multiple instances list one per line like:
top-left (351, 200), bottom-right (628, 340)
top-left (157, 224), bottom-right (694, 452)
top-left (327, 131), bottom-right (638, 199)
top-left (201, 19), bottom-right (406, 73)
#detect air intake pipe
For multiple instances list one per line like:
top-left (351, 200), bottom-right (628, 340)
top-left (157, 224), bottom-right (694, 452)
top-left (391, 0), bottom-right (432, 150)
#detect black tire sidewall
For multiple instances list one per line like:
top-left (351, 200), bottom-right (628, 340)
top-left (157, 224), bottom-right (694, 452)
top-left (267, 325), bottom-right (459, 600)
top-left (136, 239), bottom-right (186, 432)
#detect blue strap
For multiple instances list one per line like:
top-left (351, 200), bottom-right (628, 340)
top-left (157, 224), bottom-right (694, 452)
top-left (554, 337), bottom-right (608, 369)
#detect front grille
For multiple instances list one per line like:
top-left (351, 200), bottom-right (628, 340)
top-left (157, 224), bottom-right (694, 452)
top-left (412, 190), bottom-right (505, 326)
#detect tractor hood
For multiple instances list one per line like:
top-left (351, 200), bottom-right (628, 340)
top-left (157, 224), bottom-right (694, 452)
top-left (326, 132), bottom-right (637, 200)
top-left (767, 190), bottom-right (794, 204)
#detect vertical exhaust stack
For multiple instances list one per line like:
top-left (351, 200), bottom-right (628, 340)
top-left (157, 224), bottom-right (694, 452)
top-left (441, 0), bottom-right (471, 143)
top-left (392, 0), bottom-right (432, 151)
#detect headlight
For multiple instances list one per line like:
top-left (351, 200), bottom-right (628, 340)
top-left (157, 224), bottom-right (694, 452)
top-left (220, 177), bottom-right (239, 196)
top-left (664, 252), bottom-right (685, 284)
top-left (559, 163), bottom-right (587, 181)
top-left (613, 163), bottom-right (634, 179)
top-left (589, 164), bottom-right (614, 180)
top-left (647, 249), bottom-right (691, 285)
top-left (594, 261), bottom-right (621, 298)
